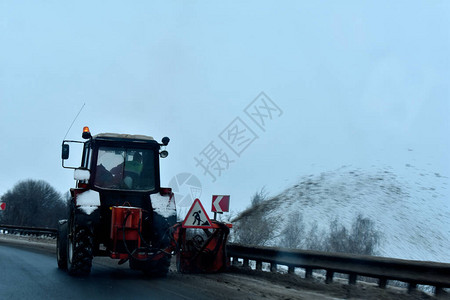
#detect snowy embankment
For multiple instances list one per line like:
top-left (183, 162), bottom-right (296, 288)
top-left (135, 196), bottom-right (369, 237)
top-left (0, 232), bottom-right (56, 252)
top-left (246, 165), bottom-right (449, 263)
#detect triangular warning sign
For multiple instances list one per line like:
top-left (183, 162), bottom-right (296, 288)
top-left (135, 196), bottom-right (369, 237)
top-left (182, 198), bottom-right (213, 229)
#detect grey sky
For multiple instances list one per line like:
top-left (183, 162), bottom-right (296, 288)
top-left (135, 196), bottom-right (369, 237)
top-left (1, 1), bottom-right (449, 213)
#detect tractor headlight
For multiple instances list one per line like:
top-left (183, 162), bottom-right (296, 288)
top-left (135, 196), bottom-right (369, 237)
top-left (160, 150), bottom-right (169, 158)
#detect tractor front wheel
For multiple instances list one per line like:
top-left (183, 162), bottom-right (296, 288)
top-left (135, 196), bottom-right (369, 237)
top-left (67, 226), bottom-right (93, 276)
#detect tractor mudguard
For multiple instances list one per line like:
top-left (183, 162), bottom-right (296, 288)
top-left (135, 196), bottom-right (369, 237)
top-left (150, 190), bottom-right (176, 220)
top-left (151, 212), bottom-right (176, 248)
top-left (70, 189), bottom-right (101, 228)
top-left (73, 207), bottom-right (101, 228)
top-left (150, 190), bottom-right (177, 248)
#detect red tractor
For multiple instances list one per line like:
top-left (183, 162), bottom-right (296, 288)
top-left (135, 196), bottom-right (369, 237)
top-left (58, 127), bottom-right (176, 276)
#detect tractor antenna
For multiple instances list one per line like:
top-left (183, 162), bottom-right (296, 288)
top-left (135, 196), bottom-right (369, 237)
top-left (63, 103), bottom-right (86, 140)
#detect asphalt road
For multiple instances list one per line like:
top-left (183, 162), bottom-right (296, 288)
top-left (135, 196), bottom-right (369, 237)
top-left (0, 243), bottom-right (199, 299)
top-left (0, 239), bottom-right (345, 300)
top-left (1, 237), bottom-right (437, 300)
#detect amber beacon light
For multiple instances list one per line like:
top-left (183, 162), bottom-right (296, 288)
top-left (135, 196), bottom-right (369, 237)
top-left (82, 126), bottom-right (92, 139)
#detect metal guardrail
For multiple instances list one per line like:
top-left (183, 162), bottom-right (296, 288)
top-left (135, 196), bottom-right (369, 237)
top-left (0, 224), bottom-right (57, 237)
top-left (227, 244), bottom-right (450, 296)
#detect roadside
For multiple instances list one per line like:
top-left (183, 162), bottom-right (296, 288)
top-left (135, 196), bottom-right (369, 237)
top-left (0, 233), bottom-right (447, 300)
top-left (0, 233), bottom-right (56, 253)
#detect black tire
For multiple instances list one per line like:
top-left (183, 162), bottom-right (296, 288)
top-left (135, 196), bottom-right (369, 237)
top-left (67, 226), bottom-right (93, 276)
top-left (56, 220), bottom-right (68, 270)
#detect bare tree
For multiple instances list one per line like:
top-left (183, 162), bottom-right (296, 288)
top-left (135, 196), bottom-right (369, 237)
top-left (305, 221), bottom-right (325, 251)
top-left (305, 214), bottom-right (382, 255)
top-left (232, 187), bottom-right (278, 246)
top-left (280, 212), bottom-right (305, 248)
top-left (233, 186), bottom-right (382, 255)
top-left (347, 214), bottom-right (381, 255)
top-left (251, 186), bottom-right (268, 206)
top-left (0, 179), bottom-right (67, 228)
top-left (233, 210), bottom-right (277, 246)
top-left (324, 218), bottom-right (350, 253)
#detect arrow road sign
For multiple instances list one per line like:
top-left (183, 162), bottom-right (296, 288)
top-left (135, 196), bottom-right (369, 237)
top-left (182, 199), bottom-right (213, 229)
top-left (211, 195), bottom-right (230, 213)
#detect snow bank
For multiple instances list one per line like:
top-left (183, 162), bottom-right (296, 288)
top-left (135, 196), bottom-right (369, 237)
top-left (239, 165), bottom-right (450, 263)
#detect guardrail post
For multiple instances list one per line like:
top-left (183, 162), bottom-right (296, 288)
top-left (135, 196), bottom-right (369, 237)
top-left (349, 273), bottom-right (357, 285)
top-left (305, 267), bottom-right (313, 279)
top-left (434, 286), bottom-right (443, 296)
top-left (407, 283), bottom-right (417, 293)
top-left (288, 266), bottom-right (295, 274)
top-left (270, 263), bottom-right (277, 273)
top-left (256, 261), bottom-right (262, 271)
top-left (243, 258), bottom-right (249, 268)
top-left (325, 270), bottom-right (334, 284)
top-left (379, 277), bottom-right (387, 289)
top-left (232, 257), bottom-right (240, 266)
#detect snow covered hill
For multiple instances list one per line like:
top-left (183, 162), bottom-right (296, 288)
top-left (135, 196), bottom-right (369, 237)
top-left (234, 165), bottom-right (449, 263)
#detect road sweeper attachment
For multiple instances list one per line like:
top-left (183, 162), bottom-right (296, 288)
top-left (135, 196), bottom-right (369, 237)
top-left (138, 197), bottom-right (233, 273)
top-left (110, 208), bottom-right (232, 274)
top-left (172, 198), bottom-right (232, 273)
top-left (174, 221), bottom-right (232, 273)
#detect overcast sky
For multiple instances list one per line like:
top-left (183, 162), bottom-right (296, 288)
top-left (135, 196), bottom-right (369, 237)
top-left (1, 1), bottom-right (449, 214)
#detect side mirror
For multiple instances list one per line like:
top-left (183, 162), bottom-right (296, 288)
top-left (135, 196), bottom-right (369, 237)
top-left (74, 168), bottom-right (90, 181)
top-left (62, 144), bottom-right (70, 160)
top-left (161, 137), bottom-right (170, 146)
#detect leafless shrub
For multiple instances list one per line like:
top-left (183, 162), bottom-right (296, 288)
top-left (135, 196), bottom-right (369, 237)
top-left (237, 188), bottom-right (382, 255)
top-left (233, 210), bottom-right (277, 246)
top-left (325, 218), bottom-right (352, 253)
top-left (280, 212), bottom-right (305, 248)
top-left (251, 186), bottom-right (268, 206)
top-left (347, 214), bottom-right (381, 255)
top-left (304, 221), bottom-right (326, 250)
top-left (280, 214), bottom-right (382, 255)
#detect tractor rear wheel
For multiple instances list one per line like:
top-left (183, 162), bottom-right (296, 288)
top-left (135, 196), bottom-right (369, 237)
top-left (56, 220), bottom-right (68, 270)
top-left (67, 226), bottom-right (93, 276)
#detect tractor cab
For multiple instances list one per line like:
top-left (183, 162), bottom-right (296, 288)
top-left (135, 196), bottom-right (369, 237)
top-left (62, 127), bottom-right (169, 194)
